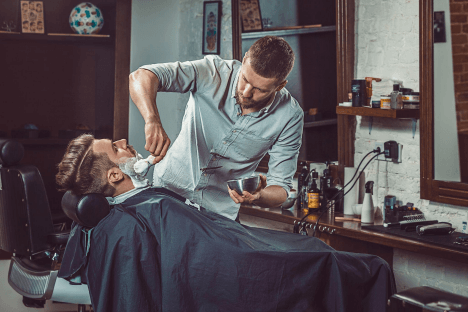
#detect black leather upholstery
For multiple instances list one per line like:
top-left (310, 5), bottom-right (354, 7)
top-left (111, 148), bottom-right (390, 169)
top-left (47, 230), bottom-right (71, 245)
top-left (0, 139), bottom-right (24, 166)
top-left (61, 191), bottom-right (110, 228)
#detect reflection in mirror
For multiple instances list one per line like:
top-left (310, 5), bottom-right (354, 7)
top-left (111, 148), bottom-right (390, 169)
top-left (434, 0), bottom-right (468, 183)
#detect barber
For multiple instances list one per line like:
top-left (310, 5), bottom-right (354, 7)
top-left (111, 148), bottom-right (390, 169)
top-left (129, 35), bottom-right (303, 221)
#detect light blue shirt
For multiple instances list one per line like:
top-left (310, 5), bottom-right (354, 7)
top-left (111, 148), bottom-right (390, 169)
top-left (140, 55), bottom-right (303, 220)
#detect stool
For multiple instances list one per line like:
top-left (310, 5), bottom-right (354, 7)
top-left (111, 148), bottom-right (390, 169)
top-left (388, 286), bottom-right (468, 311)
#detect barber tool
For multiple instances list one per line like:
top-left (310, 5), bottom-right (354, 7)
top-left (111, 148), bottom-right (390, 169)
top-left (416, 222), bottom-right (455, 236)
top-left (133, 155), bottom-right (156, 176)
top-left (361, 181), bottom-right (375, 225)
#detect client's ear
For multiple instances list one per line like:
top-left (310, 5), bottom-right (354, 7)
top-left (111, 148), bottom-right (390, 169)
top-left (107, 167), bottom-right (124, 183)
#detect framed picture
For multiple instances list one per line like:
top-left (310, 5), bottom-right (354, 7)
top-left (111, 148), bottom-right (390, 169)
top-left (202, 1), bottom-right (221, 55)
top-left (20, 1), bottom-right (44, 34)
top-left (240, 0), bottom-right (263, 32)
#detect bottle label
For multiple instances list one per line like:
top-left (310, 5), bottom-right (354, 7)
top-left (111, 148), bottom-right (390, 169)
top-left (308, 193), bottom-right (320, 209)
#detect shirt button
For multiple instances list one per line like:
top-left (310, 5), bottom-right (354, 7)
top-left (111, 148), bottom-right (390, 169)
top-left (223, 141), bottom-right (226, 144)
top-left (204, 173), bottom-right (207, 176)
top-left (233, 130), bottom-right (236, 133)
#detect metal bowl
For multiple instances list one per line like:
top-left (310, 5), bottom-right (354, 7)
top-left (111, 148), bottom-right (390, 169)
top-left (227, 176), bottom-right (261, 195)
top-left (280, 189), bottom-right (297, 209)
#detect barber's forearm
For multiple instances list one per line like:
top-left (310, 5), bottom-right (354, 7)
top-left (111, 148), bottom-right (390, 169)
top-left (253, 185), bottom-right (288, 208)
top-left (129, 69), bottom-right (161, 124)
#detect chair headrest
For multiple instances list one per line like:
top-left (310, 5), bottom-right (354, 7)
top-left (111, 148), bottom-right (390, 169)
top-left (0, 139), bottom-right (24, 166)
top-left (61, 191), bottom-right (111, 228)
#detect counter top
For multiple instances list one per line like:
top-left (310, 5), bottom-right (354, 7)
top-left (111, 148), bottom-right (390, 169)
top-left (239, 205), bottom-right (468, 264)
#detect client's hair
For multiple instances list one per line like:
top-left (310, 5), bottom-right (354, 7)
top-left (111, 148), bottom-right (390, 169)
top-left (246, 35), bottom-right (295, 83)
top-left (56, 134), bottom-right (116, 196)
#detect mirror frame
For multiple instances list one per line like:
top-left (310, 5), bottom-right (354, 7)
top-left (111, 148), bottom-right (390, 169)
top-left (420, 0), bottom-right (468, 206)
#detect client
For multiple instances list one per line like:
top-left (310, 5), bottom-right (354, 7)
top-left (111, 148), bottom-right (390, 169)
top-left (56, 134), bottom-right (395, 312)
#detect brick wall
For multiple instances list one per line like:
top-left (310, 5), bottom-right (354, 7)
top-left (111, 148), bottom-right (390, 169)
top-left (450, 0), bottom-right (468, 131)
top-left (355, 0), bottom-right (468, 294)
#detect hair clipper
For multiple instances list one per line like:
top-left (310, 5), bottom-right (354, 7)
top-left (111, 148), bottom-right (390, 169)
top-left (416, 222), bottom-right (455, 236)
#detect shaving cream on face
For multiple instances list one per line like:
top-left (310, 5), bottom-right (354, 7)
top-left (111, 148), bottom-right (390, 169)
top-left (118, 154), bottom-right (150, 188)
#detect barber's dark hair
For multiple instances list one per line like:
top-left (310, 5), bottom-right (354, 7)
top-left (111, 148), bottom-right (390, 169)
top-left (56, 134), bottom-right (116, 196)
top-left (245, 35), bottom-right (295, 83)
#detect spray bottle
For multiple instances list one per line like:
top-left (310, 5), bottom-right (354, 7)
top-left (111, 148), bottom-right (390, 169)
top-left (361, 181), bottom-right (375, 225)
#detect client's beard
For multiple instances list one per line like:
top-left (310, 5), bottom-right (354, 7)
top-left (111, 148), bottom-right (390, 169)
top-left (118, 154), bottom-right (149, 188)
top-left (234, 91), bottom-right (273, 110)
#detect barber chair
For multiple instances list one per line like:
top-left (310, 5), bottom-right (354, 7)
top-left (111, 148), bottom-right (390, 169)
top-left (388, 286), bottom-right (468, 311)
top-left (0, 138), bottom-right (93, 311)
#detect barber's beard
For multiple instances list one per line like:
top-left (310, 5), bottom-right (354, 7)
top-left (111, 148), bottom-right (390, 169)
top-left (234, 91), bottom-right (273, 110)
top-left (118, 154), bottom-right (150, 188)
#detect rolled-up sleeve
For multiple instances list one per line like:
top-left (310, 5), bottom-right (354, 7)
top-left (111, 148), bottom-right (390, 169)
top-left (139, 56), bottom-right (223, 94)
top-left (266, 109), bottom-right (304, 194)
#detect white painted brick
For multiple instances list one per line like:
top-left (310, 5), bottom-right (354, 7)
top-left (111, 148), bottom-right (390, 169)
top-left (424, 263), bottom-right (445, 280)
top-left (455, 284), bottom-right (468, 297)
top-left (395, 271), bottom-right (421, 291)
top-left (436, 281), bottom-right (456, 293)
top-left (420, 278), bottom-right (438, 288)
top-left (444, 264), bottom-right (468, 286)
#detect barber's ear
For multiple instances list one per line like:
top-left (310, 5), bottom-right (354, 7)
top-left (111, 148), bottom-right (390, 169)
top-left (107, 167), bottom-right (124, 183)
top-left (276, 80), bottom-right (288, 92)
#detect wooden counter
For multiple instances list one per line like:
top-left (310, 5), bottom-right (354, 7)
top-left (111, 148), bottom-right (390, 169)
top-left (239, 205), bottom-right (468, 268)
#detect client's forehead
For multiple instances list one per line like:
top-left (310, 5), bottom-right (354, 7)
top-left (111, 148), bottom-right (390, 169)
top-left (92, 139), bottom-right (112, 155)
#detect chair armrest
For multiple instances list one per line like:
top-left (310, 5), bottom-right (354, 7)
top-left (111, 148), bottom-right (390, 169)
top-left (47, 230), bottom-right (70, 245)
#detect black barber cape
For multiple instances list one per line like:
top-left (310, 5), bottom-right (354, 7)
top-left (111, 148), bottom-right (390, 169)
top-left (59, 188), bottom-right (396, 312)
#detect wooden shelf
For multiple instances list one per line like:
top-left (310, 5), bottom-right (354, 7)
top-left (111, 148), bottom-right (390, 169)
top-left (242, 25), bottom-right (336, 39)
top-left (15, 138), bottom-right (70, 146)
top-left (336, 106), bottom-right (420, 119)
top-left (0, 32), bottom-right (113, 44)
top-left (304, 118), bottom-right (337, 128)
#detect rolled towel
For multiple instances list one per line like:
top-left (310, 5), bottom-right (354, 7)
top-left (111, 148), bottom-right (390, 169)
top-left (133, 155), bottom-right (156, 176)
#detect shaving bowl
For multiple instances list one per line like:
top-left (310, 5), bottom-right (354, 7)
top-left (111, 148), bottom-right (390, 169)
top-left (227, 176), bottom-right (261, 195)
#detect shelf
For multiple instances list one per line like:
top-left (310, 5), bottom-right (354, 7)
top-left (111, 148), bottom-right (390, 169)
top-left (304, 118), bottom-right (337, 128)
top-left (337, 106), bottom-right (420, 138)
top-left (336, 106), bottom-right (420, 119)
top-left (0, 32), bottom-right (113, 44)
top-left (15, 138), bottom-right (70, 146)
top-left (242, 25), bottom-right (336, 39)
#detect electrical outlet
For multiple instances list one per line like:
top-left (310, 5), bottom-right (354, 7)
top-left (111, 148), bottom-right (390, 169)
top-left (374, 142), bottom-right (385, 160)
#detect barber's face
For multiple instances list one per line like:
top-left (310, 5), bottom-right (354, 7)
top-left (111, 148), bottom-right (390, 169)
top-left (235, 57), bottom-right (285, 110)
top-left (93, 139), bottom-right (137, 163)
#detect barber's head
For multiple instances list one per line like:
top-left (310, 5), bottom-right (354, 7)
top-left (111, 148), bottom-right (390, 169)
top-left (56, 134), bottom-right (138, 196)
top-left (236, 36), bottom-right (295, 110)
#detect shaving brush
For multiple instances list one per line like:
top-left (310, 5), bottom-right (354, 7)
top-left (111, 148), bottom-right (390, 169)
top-left (133, 155), bottom-right (156, 176)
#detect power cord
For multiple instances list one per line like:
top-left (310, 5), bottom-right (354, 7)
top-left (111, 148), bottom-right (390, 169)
top-left (293, 147), bottom-right (383, 236)
top-left (311, 152), bottom-right (383, 237)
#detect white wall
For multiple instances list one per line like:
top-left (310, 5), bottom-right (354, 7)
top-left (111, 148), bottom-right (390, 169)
top-left (128, 0), bottom-right (183, 159)
top-left (355, 0), bottom-right (468, 294)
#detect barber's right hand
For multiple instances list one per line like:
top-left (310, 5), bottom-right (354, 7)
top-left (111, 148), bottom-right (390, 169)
top-left (145, 120), bottom-right (171, 164)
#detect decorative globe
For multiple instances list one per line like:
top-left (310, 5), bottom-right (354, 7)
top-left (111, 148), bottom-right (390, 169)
top-left (69, 2), bottom-right (104, 35)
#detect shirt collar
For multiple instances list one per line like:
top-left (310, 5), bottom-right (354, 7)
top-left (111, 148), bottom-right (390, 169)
top-left (106, 185), bottom-right (151, 205)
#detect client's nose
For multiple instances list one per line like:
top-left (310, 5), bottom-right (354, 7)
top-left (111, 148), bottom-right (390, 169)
top-left (113, 139), bottom-right (127, 149)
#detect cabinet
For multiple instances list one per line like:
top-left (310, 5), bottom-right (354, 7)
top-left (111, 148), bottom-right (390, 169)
top-left (236, 0), bottom-right (337, 162)
top-left (0, 0), bottom-right (131, 213)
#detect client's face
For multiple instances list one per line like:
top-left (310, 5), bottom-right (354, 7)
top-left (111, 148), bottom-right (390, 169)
top-left (93, 139), bottom-right (137, 163)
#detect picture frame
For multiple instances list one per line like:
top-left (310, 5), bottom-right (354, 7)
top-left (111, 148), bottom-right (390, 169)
top-left (202, 1), bottom-right (221, 55)
top-left (20, 1), bottom-right (44, 34)
top-left (240, 0), bottom-right (263, 33)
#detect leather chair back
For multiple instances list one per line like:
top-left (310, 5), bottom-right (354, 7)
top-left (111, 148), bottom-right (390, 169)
top-left (0, 139), bottom-right (54, 256)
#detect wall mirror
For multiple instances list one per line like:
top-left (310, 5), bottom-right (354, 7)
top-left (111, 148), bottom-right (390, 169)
top-left (421, 0), bottom-right (468, 206)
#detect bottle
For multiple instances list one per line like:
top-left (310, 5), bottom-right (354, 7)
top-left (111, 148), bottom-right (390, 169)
top-left (307, 170), bottom-right (320, 212)
top-left (390, 84), bottom-right (403, 109)
top-left (297, 162), bottom-right (308, 209)
top-left (361, 181), bottom-right (375, 225)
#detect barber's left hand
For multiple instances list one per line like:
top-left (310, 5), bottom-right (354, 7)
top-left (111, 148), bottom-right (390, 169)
top-left (228, 174), bottom-right (267, 205)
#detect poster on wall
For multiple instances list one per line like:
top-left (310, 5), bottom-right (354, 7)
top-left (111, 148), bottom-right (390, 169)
top-left (20, 1), bottom-right (44, 34)
top-left (202, 1), bottom-right (221, 55)
top-left (240, 0), bottom-right (262, 32)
